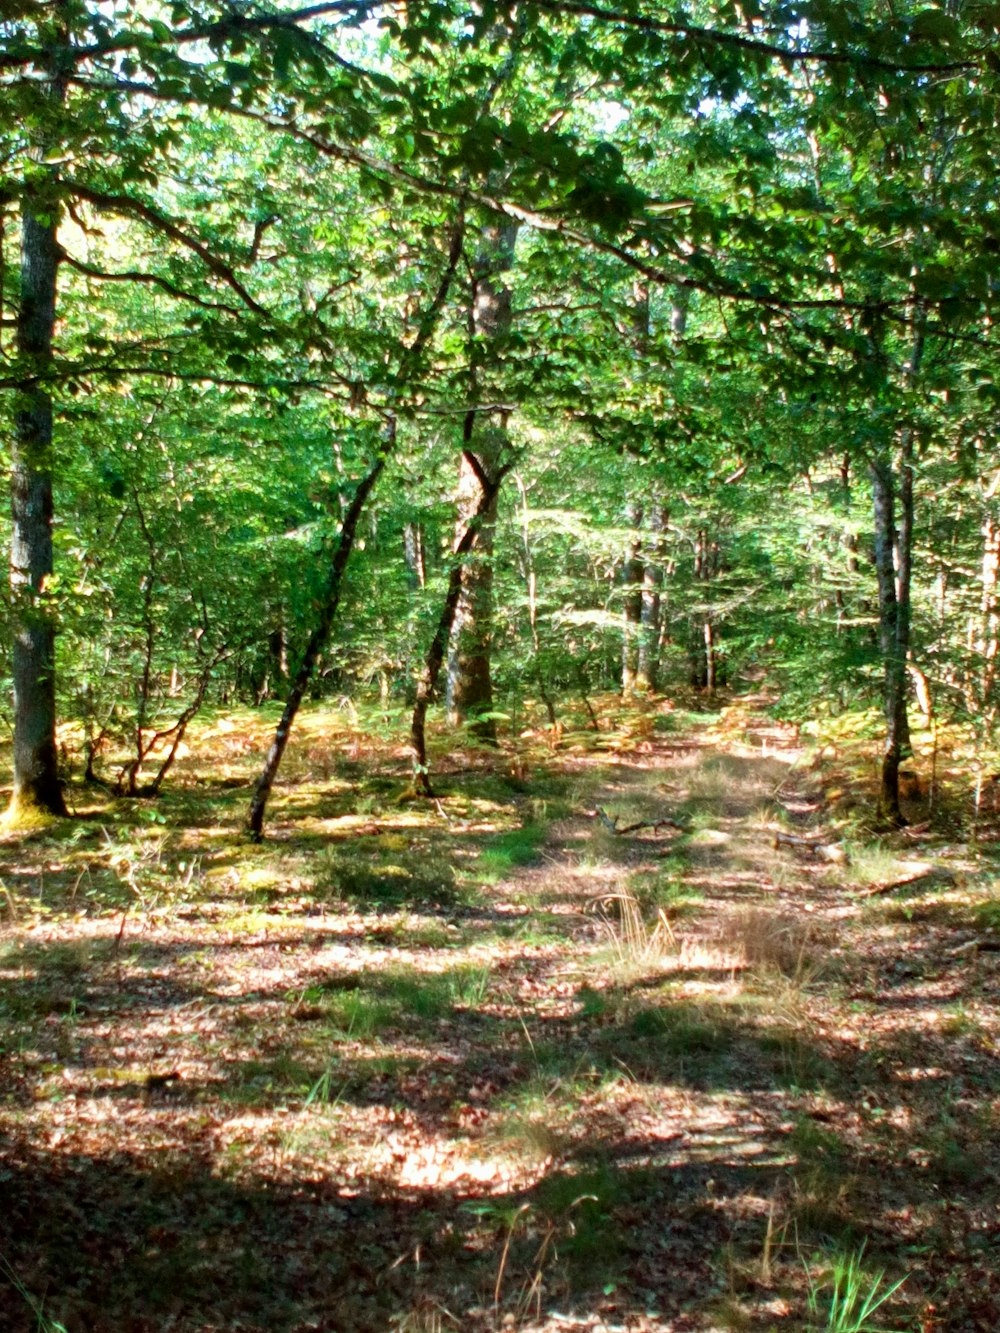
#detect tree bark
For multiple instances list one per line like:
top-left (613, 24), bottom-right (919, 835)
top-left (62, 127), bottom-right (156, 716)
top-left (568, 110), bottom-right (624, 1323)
top-left (8, 200), bottom-right (66, 820)
top-left (403, 521), bottom-right (427, 589)
top-left (445, 424), bottom-right (502, 738)
top-left (445, 215), bottom-right (518, 740)
top-left (411, 459), bottom-right (512, 795)
top-left (871, 454), bottom-right (908, 826)
top-left (870, 314), bottom-right (923, 827)
top-left (637, 499), bottom-right (666, 693)
top-left (621, 498), bottom-right (644, 696)
top-left (981, 507), bottom-right (1000, 710)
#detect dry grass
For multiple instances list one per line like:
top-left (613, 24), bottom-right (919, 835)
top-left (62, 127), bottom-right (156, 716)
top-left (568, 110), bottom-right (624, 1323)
top-left (591, 884), bottom-right (678, 981)
top-left (716, 909), bottom-right (826, 983)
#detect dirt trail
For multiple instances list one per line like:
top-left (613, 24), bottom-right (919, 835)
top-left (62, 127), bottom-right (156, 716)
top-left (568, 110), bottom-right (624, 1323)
top-left (0, 699), bottom-right (997, 1331)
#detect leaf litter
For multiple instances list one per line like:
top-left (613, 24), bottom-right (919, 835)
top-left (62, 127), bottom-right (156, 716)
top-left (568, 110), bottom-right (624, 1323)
top-left (0, 697), bottom-right (997, 1331)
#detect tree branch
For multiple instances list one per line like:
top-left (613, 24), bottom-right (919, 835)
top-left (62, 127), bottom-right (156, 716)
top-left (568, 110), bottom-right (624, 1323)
top-left (59, 250), bottom-right (244, 314)
top-left (67, 183), bottom-right (271, 318)
top-left (529, 1), bottom-right (979, 74)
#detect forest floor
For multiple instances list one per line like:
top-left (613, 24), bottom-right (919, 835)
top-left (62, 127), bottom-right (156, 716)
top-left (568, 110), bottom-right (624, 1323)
top-left (0, 691), bottom-right (998, 1333)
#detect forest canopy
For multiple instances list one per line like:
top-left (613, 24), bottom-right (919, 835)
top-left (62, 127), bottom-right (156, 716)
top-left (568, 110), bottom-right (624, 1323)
top-left (2, 0), bottom-right (999, 824)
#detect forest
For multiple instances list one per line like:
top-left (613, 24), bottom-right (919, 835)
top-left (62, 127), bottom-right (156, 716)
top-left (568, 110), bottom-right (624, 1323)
top-left (1, 1), bottom-right (999, 1330)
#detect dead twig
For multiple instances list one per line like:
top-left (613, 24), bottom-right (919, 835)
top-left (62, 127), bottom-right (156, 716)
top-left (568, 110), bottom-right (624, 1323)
top-left (590, 805), bottom-right (686, 834)
top-left (772, 831), bottom-right (847, 863)
top-left (864, 866), bottom-right (939, 895)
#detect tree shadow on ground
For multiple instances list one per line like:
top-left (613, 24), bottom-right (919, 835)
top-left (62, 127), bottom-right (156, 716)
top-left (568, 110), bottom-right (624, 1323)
top-left (0, 1132), bottom-right (793, 1333)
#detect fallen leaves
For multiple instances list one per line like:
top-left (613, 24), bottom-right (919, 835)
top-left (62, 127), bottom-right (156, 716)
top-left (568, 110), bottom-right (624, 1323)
top-left (0, 702), bottom-right (997, 1330)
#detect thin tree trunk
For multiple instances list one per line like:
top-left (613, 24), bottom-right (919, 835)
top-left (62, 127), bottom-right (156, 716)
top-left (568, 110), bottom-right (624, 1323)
top-left (981, 509), bottom-right (1000, 708)
top-left (637, 499), bottom-right (666, 692)
top-left (704, 620), bottom-right (717, 694)
top-left (143, 651), bottom-right (224, 797)
top-left (9, 200), bottom-right (66, 820)
top-left (123, 486), bottom-right (158, 796)
top-left (403, 522), bottom-right (427, 588)
top-left (247, 454), bottom-right (387, 838)
top-left (411, 459), bottom-right (512, 795)
top-left (246, 213), bottom-right (465, 839)
top-left (688, 526), bottom-right (720, 690)
top-left (621, 499), bottom-right (644, 696)
top-left (895, 431), bottom-right (915, 759)
top-left (515, 474), bottom-right (557, 727)
top-left (870, 314), bottom-right (923, 826)
top-left (871, 455), bottom-right (907, 826)
top-left (836, 454), bottom-right (859, 630)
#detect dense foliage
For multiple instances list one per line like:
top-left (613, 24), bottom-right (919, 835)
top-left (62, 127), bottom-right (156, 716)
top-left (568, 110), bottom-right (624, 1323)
top-left (3, 0), bottom-right (1000, 826)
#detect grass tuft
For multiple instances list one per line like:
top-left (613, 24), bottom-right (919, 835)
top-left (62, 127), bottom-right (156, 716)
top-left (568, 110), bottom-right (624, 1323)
top-left (804, 1243), bottom-right (907, 1333)
top-left (593, 884), bottom-right (677, 981)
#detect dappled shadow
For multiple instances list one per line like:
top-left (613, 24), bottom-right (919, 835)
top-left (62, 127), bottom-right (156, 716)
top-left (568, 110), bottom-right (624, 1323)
top-left (2, 696), bottom-right (999, 1333)
top-left (0, 1135), bottom-right (786, 1333)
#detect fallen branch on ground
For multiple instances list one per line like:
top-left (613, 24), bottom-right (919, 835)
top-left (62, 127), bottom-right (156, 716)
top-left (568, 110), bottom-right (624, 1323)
top-left (591, 806), bottom-right (687, 834)
top-left (864, 864), bottom-right (948, 895)
top-left (772, 831), bottom-right (847, 864)
top-left (901, 822), bottom-right (932, 839)
top-left (948, 937), bottom-right (1000, 955)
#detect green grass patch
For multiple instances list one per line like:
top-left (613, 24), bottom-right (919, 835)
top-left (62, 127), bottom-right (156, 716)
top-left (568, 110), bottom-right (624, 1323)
top-left (312, 845), bottom-right (463, 908)
top-left (626, 1005), bottom-right (726, 1054)
top-left (295, 963), bottom-right (495, 1038)
top-left (475, 823), bottom-right (548, 882)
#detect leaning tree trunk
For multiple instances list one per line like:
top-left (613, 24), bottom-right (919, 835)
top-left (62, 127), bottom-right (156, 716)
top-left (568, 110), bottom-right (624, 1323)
top-left (445, 215), bottom-right (518, 741)
top-left (246, 455), bottom-right (387, 839)
top-left (245, 213), bottom-right (465, 839)
top-left (8, 200), bottom-right (66, 821)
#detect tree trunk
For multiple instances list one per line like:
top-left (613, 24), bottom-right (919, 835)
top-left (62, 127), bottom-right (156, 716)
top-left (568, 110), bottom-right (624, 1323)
top-left (8, 201), bottom-right (66, 821)
top-left (687, 527), bottom-right (721, 691)
top-left (445, 215), bottom-right (518, 741)
top-left (246, 454), bottom-right (387, 838)
top-left (870, 313), bottom-right (923, 826)
top-left (445, 425), bottom-right (502, 739)
top-left (981, 507), bottom-right (1000, 709)
top-left (412, 460), bottom-right (512, 795)
top-left (246, 213), bottom-right (465, 838)
top-left (871, 455), bottom-right (908, 826)
top-left (516, 473), bottom-right (557, 727)
top-left (895, 433), bottom-right (914, 758)
top-left (637, 499), bottom-right (666, 693)
top-left (621, 499), bottom-right (644, 696)
top-left (403, 521), bottom-right (427, 589)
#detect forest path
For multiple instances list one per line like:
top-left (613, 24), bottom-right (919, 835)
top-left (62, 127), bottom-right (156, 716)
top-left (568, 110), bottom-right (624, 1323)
top-left (0, 696), bottom-right (997, 1332)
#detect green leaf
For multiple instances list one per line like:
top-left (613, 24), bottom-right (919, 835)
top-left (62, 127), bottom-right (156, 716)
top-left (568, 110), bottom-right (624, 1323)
top-left (910, 8), bottom-right (962, 42)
